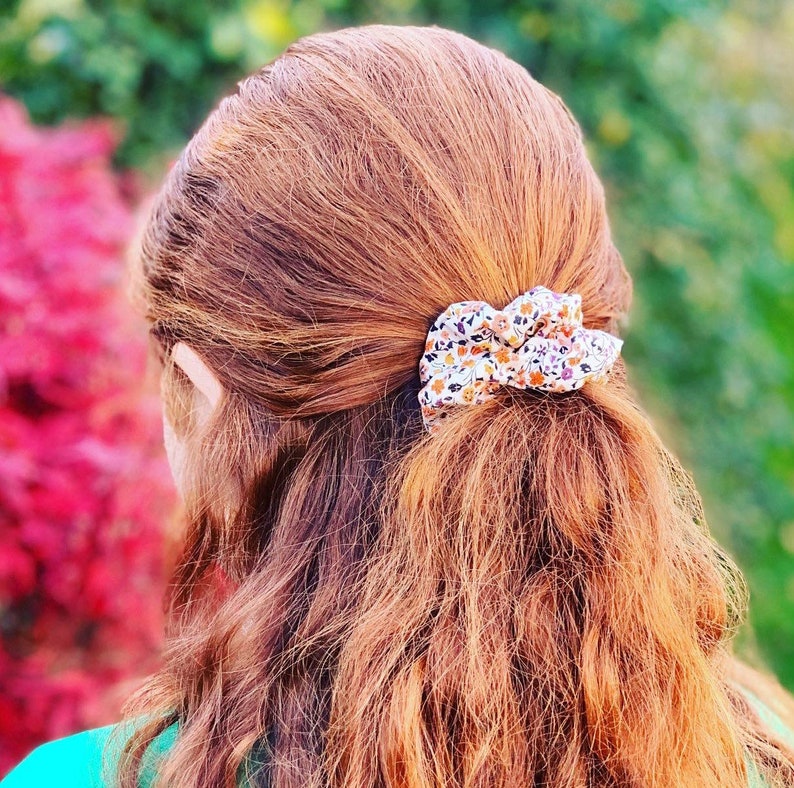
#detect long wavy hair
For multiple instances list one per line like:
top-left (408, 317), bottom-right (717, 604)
top-left (118, 24), bottom-right (794, 787)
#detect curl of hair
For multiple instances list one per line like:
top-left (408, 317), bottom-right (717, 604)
top-left (118, 24), bottom-right (794, 788)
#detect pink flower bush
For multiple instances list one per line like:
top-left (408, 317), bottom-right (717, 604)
top-left (0, 96), bottom-right (175, 774)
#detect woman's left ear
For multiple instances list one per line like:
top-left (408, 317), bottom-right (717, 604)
top-left (172, 342), bottom-right (225, 415)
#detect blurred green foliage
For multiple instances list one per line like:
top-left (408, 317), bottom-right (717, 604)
top-left (2, 0), bottom-right (793, 686)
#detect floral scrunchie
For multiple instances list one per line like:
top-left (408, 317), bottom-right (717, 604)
top-left (418, 286), bottom-right (624, 433)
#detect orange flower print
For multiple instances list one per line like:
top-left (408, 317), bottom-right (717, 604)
top-left (417, 286), bottom-right (623, 433)
top-left (529, 370), bottom-right (545, 386)
top-left (493, 347), bottom-right (512, 365)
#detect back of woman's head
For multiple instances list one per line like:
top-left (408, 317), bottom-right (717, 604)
top-left (124, 24), bottom-right (794, 788)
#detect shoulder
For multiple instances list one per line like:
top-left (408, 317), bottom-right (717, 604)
top-left (735, 682), bottom-right (794, 788)
top-left (740, 685), bottom-right (794, 750)
top-left (1, 719), bottom-right (178, 788)
top-left (1, 724), bottom-right (118, 788)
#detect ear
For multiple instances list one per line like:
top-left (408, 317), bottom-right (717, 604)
top-left (172, 342), bottom-right (224, 412)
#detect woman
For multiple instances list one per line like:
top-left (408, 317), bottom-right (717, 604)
top-left (5, 23), bottom-right (794, 788)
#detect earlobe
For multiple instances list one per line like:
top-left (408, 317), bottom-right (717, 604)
top-left (172, 342), bottom-right (224, 411)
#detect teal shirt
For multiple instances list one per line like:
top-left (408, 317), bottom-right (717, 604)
top-left (3, 688), bottom-right (793, 786)
top-left (1, 720), bottom-right (179, 788)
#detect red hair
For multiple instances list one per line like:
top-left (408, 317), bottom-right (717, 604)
top-left (121, 25), bottom-right (794, 787)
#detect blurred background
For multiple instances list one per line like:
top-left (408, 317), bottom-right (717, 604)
top-left (1, 0), bottom-right (793, 774)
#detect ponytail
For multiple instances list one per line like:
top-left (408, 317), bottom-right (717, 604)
top-left (329, 370), bottom-right (753, 786)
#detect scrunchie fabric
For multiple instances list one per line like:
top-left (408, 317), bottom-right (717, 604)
top-left (418, 286), bottom-right (624, 433)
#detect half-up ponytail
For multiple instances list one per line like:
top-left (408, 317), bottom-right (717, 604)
top-left (328, 365), bottom-right (754, 786)
top-left (122, 23), bottom-right (794, 788)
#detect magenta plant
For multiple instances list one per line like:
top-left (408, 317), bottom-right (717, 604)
top-left (0, 96), bottom-right (175, 773)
